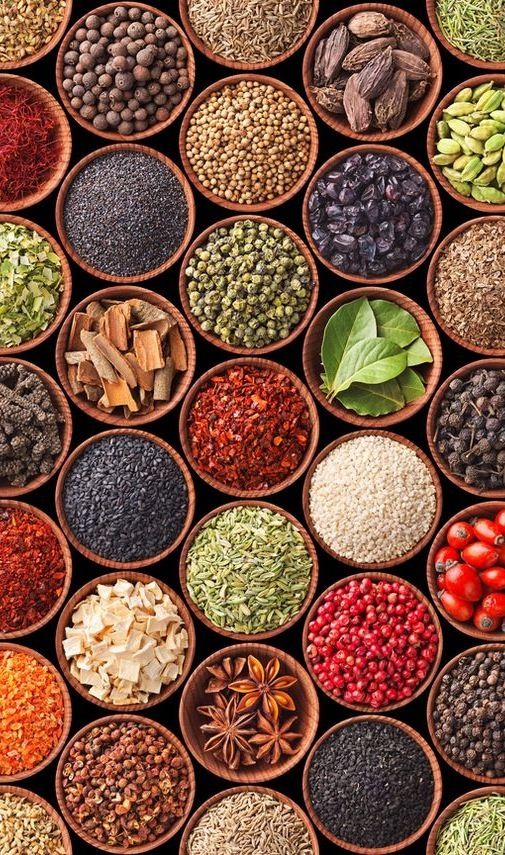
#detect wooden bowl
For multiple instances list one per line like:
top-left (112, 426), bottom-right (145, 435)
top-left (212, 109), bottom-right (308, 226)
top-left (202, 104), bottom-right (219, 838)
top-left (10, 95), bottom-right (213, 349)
top-left (427, 644), bottom-right (505, 785)
top-left (0, 500), bottom-right (72, 641)
top-left (55, 713), bottom-right (196, 853)
top-left (56, 2), bottom-right (195, 142)
top-left (55, 428), bottom-right (195, 570)
top-left (180, 500), bottom-right (319, 641)
top-left (303, 286), bottom-right (443, 428)
top-left (0, 76), bottom-right (71, 212)
top-left (302, 715), bottom-right (442, 853)
top-left (302, 144), bottom-right (443, 284)
top-left (0, 357), bottom-right (72, 499)
top-left (0, 0), bottom-right (72, 70)
top-left (0, 785), bottom-right (72, 854)
top-left (426, 501), bottom-right (505, 641)
top-left (302, 572), bottom-right (443, 713)
top-left (179, 785), bottom-right (320, 855)
top-left (427, 360), bottom-right (505, 499)
top-left (0, 642), bottom-right (72, 784)
top-left (55, 143), bottom-right (195, 284)
top-left (179, 357), bottom-right (319, 498)
top-left (179, 74), bottom-right (319, 213)
top-left (302, 430), bottom-right (443, 568)
top-left (427, 217), bottom-right (505, 356)
top-left (179, 641), bottom-right (319, 784)
top-left (427, 75), bottom-right (505, 214)
top-left (426, 785), bottom-right (505, 854)
top-left (55, 285), bottom-right (196, 427)
top-left (56, 571), bottom-right (195, 711)
top-left (0, 215), bottom-right (72, 356)
top-left (179, 215), bottom-right (319, 356)
top-left (426, 0), bottom-right (505, 70)
top-left (179, 0), bottom-right (319, 70)
top-left (302, 4), bottom-right (442, 142)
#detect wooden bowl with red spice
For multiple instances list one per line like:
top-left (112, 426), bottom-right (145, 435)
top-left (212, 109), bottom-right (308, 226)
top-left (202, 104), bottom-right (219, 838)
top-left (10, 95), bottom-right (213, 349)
top-left (55, 571), bottom-right (196, 711)
top-left (179, 642), bottom-right (319, 784)
top-left (0, 500), bottom-right (72, 641)
top-left (426, 785), bottom-right (505, 855)
top-left (302, 572), bottom-right (443, 714)
top-left (178, 215), bottom-right (320, 356)
top-left (55, 714), bottom-right (196, 854)
top-left (0, 0), bottom-right (73, 71)
top-left (0, 785), bottom-right (73, 854)
top-left (0, 357), bottom-right (73, 499)
top-left (302, 286), bottom-right (443, 429)
top-left (302, 144), bottom-right (443, 285)
top-left (426, 0), bottom-right (505, 70)
top-left (302, 4), bottom-right (442, 142)
top-left (0, 642), bottom-right (72, 784)
top-left (179, 357), bottom-right (320, 499)
top-left (55, 286), bottom-right (196, 427)
top-left (179, 500), bottom-right (319, 642)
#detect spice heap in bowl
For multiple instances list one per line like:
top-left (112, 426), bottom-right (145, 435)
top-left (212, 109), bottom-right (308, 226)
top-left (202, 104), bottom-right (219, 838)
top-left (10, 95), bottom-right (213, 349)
top-left (0, 789), bottom-right (70, 855)
top-left (430, 0), bottom-right (505, 66)
top-left (0, 0), bottom-right (69, 67)
top-left (429, 789), bottom-right (505, 855)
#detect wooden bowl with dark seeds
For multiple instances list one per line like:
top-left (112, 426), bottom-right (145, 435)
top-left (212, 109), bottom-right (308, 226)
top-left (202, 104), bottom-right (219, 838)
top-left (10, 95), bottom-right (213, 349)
top-left (0, 785), bottom-right (72, 854)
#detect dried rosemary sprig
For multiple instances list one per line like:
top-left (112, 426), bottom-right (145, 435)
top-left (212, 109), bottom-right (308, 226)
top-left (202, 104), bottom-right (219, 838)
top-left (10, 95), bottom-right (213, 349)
top-left (436, 0), bottom-right (505, 63)
top-left (435, 793), bottom-right (505, 855)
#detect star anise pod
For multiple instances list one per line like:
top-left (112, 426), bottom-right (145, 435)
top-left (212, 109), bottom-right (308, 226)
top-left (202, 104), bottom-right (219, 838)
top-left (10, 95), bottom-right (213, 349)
top-left (198, 696), bottom-right (256, 770)
top-left (249, 711), bottom-right (302, 764)
top-left (229, 655), bottom-right (297, 720)
top-left (205, 656), bottom-right (247, 695)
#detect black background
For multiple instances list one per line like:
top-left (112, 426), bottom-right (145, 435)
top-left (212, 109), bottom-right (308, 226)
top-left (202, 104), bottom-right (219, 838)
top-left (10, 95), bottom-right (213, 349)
top-left (6, 1), bottom-right (495, 853)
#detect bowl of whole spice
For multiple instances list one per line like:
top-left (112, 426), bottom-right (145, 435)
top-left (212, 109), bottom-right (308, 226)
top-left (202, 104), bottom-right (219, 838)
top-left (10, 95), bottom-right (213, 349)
top-left (179, 74), bottom-right (318, 212)
top-left (56, 714), bottom-right (195, 852)
top-left (56, 144), bottom-right (195, 283)
top-left (55, 286), bottom-right (196, 426)
top-left (56, 3), bottom-right (194, 140)
top-left (0, 500), bottom-right (72, 640)
top-left (428, 75), bottom-right (505, 212)
top-left (0, 786), bottom-right (72, 854)
top-left (180, 501), bottom-right (318, 641)
top-left (179, 216), bottom-right (319, 355)
top-left (303, 287), bottom-right (442, 427)
top-left (302, 715), bottom-right (442, 853)
top-left (303, 144), bottom-right (442, 283)
top-left (55, 428), bottom-right (194, 569)
top-left (0, 643), bottom-right (71, 783)
top-left (180, 358), bottom-right (319, 498)
top-left (427, 786), bottom-right (505, 855)
top-left (427, 645), bottom-right (505, 784)
top-left (0, 0), bottom-right (72, 70)
top-left (179, 642), bottom-right (319, 783)
top-left (302, 4), bottom-right (441, 141)
top-left (179, 786), bottom-right (319, 855)
top-left (427, 0), bottom-right (505, 70)
top-left (0, 358), bottom-right (72, 498)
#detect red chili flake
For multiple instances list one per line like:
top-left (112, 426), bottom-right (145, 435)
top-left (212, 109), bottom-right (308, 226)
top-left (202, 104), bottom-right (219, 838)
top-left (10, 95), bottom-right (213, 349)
top-left (188, 365), bottom-right (312, 491)
top-left (0, 508), bottom-right (66, 633)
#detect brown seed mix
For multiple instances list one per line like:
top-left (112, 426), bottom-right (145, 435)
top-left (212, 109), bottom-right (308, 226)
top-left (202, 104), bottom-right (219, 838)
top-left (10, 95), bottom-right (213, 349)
top-left (0, 792), bottom-right (66, 855)
top-left (0, 0), bottom-right (67, 63)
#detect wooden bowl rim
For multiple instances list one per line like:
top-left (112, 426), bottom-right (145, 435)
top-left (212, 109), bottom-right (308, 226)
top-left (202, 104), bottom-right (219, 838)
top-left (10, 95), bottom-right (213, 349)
top-left (179, 73), bottom-right (319, 213)
top-left (55, 284), bottom-right (196, 427)
top-left (302, 429), bottom-right (443, 568)
top-left (426, 500), bottom-right (505, 641)
top-left (55, 570), bottom-right (196, 711)
top-left (0, 499), bottom-right (72, 641)
top-left (427, 643), bottom-right (505, 784)
top-left (302, 571), bottom-right (443, 713)
top-left (0, 0), bottom-right (73, 70)
top-left (55, 1), bottom-right (195, 142)
top-left (0, 784), bottom-right (73, 854)
top-left (54, 427), bottom-right (195, 570)
top-left (179, 499), bottom-right (319, 641)
top-left (427, 359), bottom-right (505, 499)
top-left (426, 784), bottom-right (505, 854)
top-left (0, 642), bottom-right (72, 783)
top-left (302, 143), bottom-right (443, 284)
top-left (0, 214), bottom-right (72, 355)
top-left (427, 74), bottom-right (505, 214)
top-left (178, 214), bottom-right (320, 356)
top-left (55, 713), bottom-right (196, 853)
top-left (0, 356), bottom-right (73, 498)
top-left (179, 784), bottom-right (320, 855)
top-left (179, 640), bottom-right (320, 784)
top-left (55, 143), bottom-right (196, 284)
top-left (302, 285), bottom-right (443, 428)
top-left (426, 0), bottom-right (505, 70)
top-left (302, 714), bottom-right (442, 853)
top-left (302, 3), bottom-right (442, 142)
top-left (179, 356), bottom-right (320, 498)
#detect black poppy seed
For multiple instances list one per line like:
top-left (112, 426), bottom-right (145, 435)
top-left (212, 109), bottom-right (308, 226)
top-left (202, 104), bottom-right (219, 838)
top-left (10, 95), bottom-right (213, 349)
top-left (63, 151), bottom-right (188, 276)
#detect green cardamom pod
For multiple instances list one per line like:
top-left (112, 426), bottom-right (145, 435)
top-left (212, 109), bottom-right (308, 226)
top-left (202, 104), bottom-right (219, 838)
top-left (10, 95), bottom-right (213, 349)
top-left (444, 102), bottom-right (475, 117)
top-left (480, 119), bottom-right (505, 132)
top-left (491, 110), bottom-right (505, 123)
top-left (445, 176), bottom-right (471, 196)
top-left (485, 133), bottom-right (505, 152)
top-left (460, 156), bottom-right (484, 181)
top-left (473, 166), bottom-right (498, 186)
top-left (471, 185), bottom-right (505, 203)
top-left (496, 160), bottom-right (505, 186)
top-left (442, 167), bottom-right (466, 182)
top-left (453, 154), bottom-right (472, 170)
top-left (450, 132), bottom-right (471, 155)
top-left (455, 87), bottom-right (473, 102)
top-left (472, 81), bottom-right (493, 100)
top-left (483, 150), bottom-right (503, 166)
top-left (437, 138), bottom-right (461, 155)
top-left (475, 90), bottom-right (503, 112)
top-left (437, 120), bottom-right (450, 139)
top-left (447, 118), bottom-right (470, 136)
top-left (465, 135), bottom-right (485, 154)
top-left (469, 126), bottom-right (495, 140)
top-left (433, 153), bottom-right (458, 166)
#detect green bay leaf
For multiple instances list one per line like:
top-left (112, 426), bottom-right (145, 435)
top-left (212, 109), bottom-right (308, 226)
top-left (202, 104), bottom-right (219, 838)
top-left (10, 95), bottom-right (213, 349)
top-left (370, 299), bottom-right (420, 347)
top-left (397, 367), bottom-right (426, 403)
top-left (405, 337), bottom-right (433, 366)
top-left (321, 298), bottom-right (376, 388)
top-left (337, 378), bottom-right (405, 416)
top-left (332, 338), bottom-right (407, 395)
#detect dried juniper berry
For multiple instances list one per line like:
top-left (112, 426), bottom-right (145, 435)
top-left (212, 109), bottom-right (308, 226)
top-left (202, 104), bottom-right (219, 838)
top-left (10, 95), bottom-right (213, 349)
top-left (62, 433), bottom-right (188, 562)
